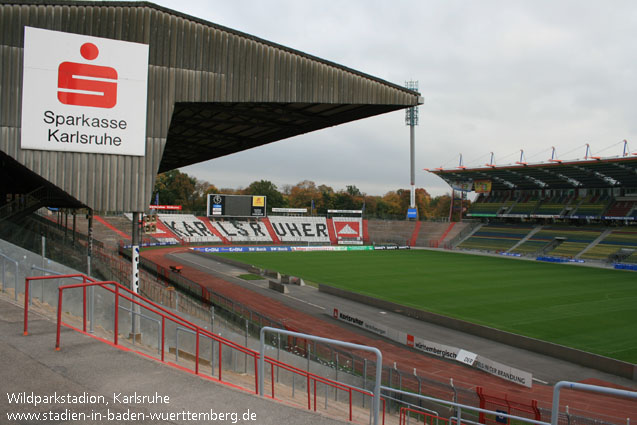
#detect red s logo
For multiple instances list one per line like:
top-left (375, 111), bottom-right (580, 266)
top-left (57, 42), bottom-right (117, 108)
top-left (407, 334), bottom-right (414, 348)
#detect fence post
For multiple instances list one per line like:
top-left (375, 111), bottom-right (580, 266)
top-left (335, 353), bottom-right (339, 401)
top-left (89, 277), bottom-right (95, 333)
top-left (41, 234), bottom-right (46, 268)
top-left (114, 284), bottom-right (119, 346)
top-left (245, 318), bottom-right (249, 373)
top-left (363, 359), bottom-right (368, 408)
top-left (276, 333), bottom-right (280, 383)
top-left (307, 340), bottom-right (311, 373)
top-left (1, 256), bottom-right (5, 293)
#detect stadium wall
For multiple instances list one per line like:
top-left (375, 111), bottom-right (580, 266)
top-left (319, 283), bottom-right (637, 381)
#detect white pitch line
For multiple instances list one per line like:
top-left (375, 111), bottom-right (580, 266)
top-left (171, 254), bottom-right (325, 311)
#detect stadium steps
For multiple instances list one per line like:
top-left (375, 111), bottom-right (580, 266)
top-left (507, 226), bottom-right (543, 253)
top-left (441, 221), bottom-right (473, 246)
top-left (94, 215), bottom-right (131, 240)
top-left (451, 222), bottom-right (483, 248)
top-left (201, 217), bottom-right (230, 244)
top-left (153, 218), bottom-right (183, 244)
top-left (415, 222), bottom-right (449, 246)
top-left (540, 237), bottom-right (566, 255)
top-left (366, 220), bottom-right (415, 245)
top-left (436, 222), bottom-right (455, 245)
top-left (576, 228), bottom-right (613, 259)
top-left (362, 219), bottom-right (369, 243)
top-left (325, 218), bottom-right (338, 244)
top-left (260, 217), bottom-right (281, 244)
top-left (408, 221), bottom-right (422, 246)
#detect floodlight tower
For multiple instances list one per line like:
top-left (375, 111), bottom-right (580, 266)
top-left (405, 80), bottom-right (419, 218)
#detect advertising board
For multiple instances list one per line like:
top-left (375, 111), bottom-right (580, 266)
top-left (21, 27), bottom-right (149, 156)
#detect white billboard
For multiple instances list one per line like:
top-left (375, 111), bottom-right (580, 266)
top-left (331, 307), bottom-right (533, 387)
top-left (21, 27), bottom-right (149, 156)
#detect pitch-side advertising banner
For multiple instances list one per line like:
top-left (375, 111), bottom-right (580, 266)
top-left (21, 27), bottom-right (149, 156)
top-left (332, 307), bottom-right (532, 387)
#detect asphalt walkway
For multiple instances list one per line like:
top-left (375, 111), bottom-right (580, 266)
top-left (0, 295), bottom-right (348, 425)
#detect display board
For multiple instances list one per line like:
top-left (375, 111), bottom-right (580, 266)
top-left (207, 194), bottom-right (266, 217)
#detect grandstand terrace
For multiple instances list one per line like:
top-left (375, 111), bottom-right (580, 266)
top-left (366, 220), bottom-right (416, 245)
top-left (432, 155), bottom-right (637, 220)
top-left (430, 154), bottom-right (637, 263)
top-left (580, 228), bottom-right (637, 262)
top-left (457, 223), bottom-right (535, 252)
top-left (511, 225), bottom-right (605, 258)
top-left (261, 216), bottom-right (331, 244)
top-left (157, 214), bottom-right (222, 244)
top-left (211, 219), bottom-right (273, 243)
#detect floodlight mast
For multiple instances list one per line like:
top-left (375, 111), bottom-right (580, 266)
top-left (405, 80), bottom-right (419, 214)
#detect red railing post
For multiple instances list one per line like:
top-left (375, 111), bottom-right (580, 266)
top-left (270, 362), bottom-right (274, 397)
top-left (82, 276), bottom-right (87, 333)
top-left (532, 400), bottom-right (541, 421)
top-left (161, 316), bottom-right (165, 362)
top-left (218, 340), bottom-right (222, 381)
top-left (55, 287), bottom-right (63, 350)
top-left (114, 284), bottom-right (119, 346)
top-left (476, 387), bottom-right (485, 424)
top-left (349, 387), bottom-right (352, 421)
top-left (195, 328), bottom-right (200, 375)
top-left (382, 398), bottom-right (386, 425)
top-left (307, 373), bottom-right (311, 410)
top-left (23, 278), bottom-right (30, 335)
top-left (254, 356), bottom-right (258, 395)
top-left (313, 379), bottom-right (317, 411)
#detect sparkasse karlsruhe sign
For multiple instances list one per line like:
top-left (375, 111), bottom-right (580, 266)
top-left (21, 27), bottom-right (149, 156)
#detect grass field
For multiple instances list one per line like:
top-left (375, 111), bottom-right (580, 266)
top-left (213, 249), bottom-right (637, 363)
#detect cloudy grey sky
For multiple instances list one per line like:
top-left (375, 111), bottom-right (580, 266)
top-left (151, 0), bottom-right (637, 196)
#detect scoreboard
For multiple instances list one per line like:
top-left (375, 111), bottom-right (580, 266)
top-left (207, 194), bottom-right (267, 218)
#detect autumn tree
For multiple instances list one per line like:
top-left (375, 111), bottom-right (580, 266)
top-left (244, 180), bottom-right (287, 208)
top-left (288, 180), bottom-right (320, 209)
top-left (153, 170), bottom-right (196, 208)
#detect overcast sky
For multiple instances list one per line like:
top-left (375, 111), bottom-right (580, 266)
top-left (149, 0), bottom-right (637, 196)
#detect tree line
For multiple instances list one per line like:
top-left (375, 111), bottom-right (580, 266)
top-left (153, 170), bottom-right (467, 220)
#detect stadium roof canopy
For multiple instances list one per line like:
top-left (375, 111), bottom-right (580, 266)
top-left (428, 156), bottom-right (637, 191)
top-left (0, 1), bottom-right (421, 212)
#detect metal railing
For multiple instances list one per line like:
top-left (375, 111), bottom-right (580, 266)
top-left (551, 382), bottom-right (637, 425)
top-left (21, 273), bottom-right (387, 424)
top-left (383, 387), bottom-right (549, 425)
top-left (259, 326), bottom-right (383, 425)
top-left (8, 237), bottom-right (636, 425)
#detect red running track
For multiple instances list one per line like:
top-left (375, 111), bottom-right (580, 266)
top-left (143, 247), bottom-right (636, 421)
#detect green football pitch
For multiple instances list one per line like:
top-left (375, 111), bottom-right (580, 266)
top-left (212, 249), bottom-right (637, 363)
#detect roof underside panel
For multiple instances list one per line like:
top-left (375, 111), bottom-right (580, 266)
top-left (432, 158), bottom-right (637, 191)
top-left (160, 102), bottom-right (407, 172)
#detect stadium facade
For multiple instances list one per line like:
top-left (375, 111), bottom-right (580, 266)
top-left (0, 1), bottom-right (422, 214)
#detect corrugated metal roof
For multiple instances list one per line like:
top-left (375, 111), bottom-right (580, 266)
top-left (429, 157), bottom-right (637, 191)
top-left (0, 1), bottom-right (421, 211)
